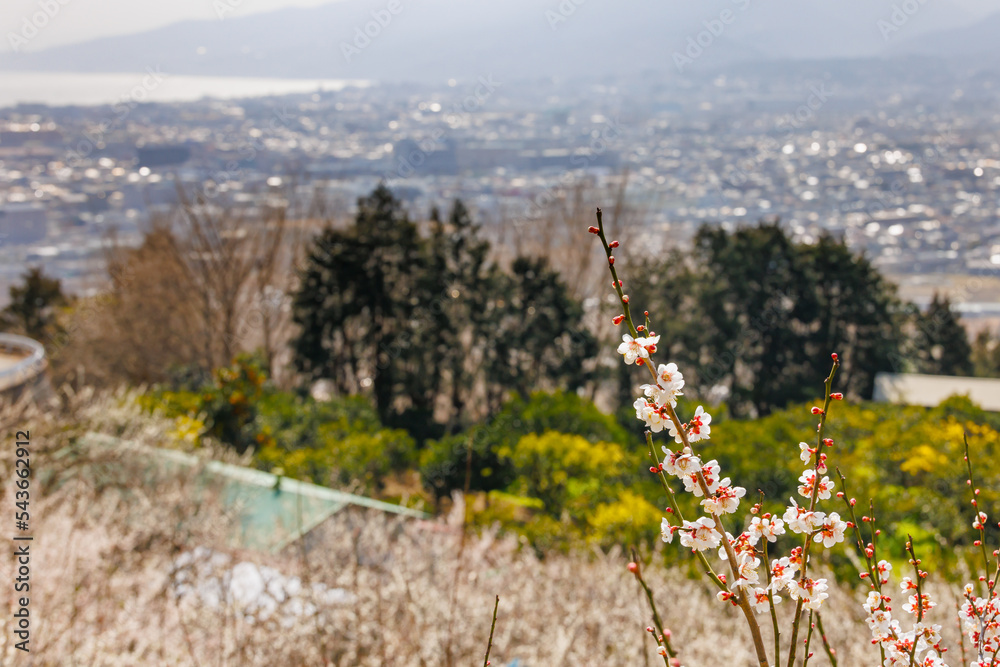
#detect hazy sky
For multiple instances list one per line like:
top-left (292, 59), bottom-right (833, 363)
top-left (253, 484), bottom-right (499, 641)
top-left (2, 0), bottom-right (999, 54)
top-left (0, 0), bottom-right (342, 52)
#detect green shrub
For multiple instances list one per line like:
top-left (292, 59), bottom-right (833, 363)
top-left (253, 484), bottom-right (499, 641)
top-left (705, 395), bottom-right (1000, 574)
top-left (420, 390), bottom-right (632, 500)
top-left (499, 430), bottom-right (626, 511)
top-left (140, 360), bottom-right (417, 492)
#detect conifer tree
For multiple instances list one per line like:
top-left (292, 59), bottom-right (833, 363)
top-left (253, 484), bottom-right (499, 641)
top-left (914, 292), bottom-right (973, 376)
top-left (1, 267), bottom-right (68, 342)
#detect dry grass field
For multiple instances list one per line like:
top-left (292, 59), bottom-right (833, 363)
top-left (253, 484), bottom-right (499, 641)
top-left (0, 391), bottom-right (969, 666)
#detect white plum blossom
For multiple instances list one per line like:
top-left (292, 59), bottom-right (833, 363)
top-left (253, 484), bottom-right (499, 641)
top-left (667, 406), bottom-right (713, 444)
top-left (702, 481), bottom-right (747, 515)
top-left (747, 516), bottom-right (786, 544)
top-left (798, 441), bottom-right (812, 464)
top-left (861, 576), bottom-right (951, 666)
top-left (877, 560), bottom-right (892, 585)
top-left (813, 512), bottom-right (847, 548)
top-left (669, 448), bottom-right (701, 477)
top-left (769, 557), bottom-right (798, 592)
top-left (660, 517), bottom-right (676, 544)
top-left (863, 590), bottom-right (885, 614)
top-left (717, 531), bottom-right (756, 564)
top-left (815, 454), bottom-right (828, 475)
top-left (639, 383), bottom-right (671, 409)
top-left (915, 651), bottom-right (947, 667)
top-left (731, 551), bottom-right (761, 590)
top-left (797, 469), bottom-right (834, 500)
top-left (783, 499), bottom-right (825, 535)
top-left (660, 447), bottom-right (682, 476)
top-left (682, 460), bottom-right (721, 497)
top-left (749, 587), bottom-right (780, 614)
top-left (882, 647), bottom-right (910, 667)
top-left (639, 363), bottom-right (685, 409)
top-left (687, 406), bottom-right (712, 442)
top-left (902, 593), bottom-right (936, 616)
top-left (679, 517), bottom-right (722, 551)
top-left (633, 398), bottom-right (667, 433)
top-left (866, 608), bottom-right (895, 640)
top-left (787, 577), bottom-right (829, 611)
top-left (657, 362), bottom-right (684, 392)
top-left (617, 334), bottom-right (658, 365)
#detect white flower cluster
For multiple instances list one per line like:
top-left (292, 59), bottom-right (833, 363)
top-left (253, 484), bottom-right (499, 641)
top-left (860, 577), bottom-right (948, 667)
top-left (632, 359), bottom-right (692, 439)
top-left (960, 583), bottom-right (1000, 666)
top-left (641, 357), bottom-right (851, 616)
top-left (782, 497), bottom-right (847, 548)
top-left (604, 223), bottom-right (996, 667)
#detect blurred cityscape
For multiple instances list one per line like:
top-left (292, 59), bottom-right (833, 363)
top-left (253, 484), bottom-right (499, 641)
top-left (2, 67), bottom-right (1000, 326)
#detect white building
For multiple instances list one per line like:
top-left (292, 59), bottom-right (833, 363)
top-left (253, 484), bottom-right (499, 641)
top-left (873, 372), bottom-right (1000, 411)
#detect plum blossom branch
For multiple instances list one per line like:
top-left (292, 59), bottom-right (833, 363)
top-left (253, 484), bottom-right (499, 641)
top-left (628, 548), bottom-right (681, 665)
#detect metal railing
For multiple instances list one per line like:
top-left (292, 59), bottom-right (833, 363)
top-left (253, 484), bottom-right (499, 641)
top-left (0, 333), bottom-right (47, 392)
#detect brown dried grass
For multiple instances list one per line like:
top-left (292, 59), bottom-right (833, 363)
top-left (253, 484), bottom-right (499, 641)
top-left (0, 391), bottom-right (965, 666)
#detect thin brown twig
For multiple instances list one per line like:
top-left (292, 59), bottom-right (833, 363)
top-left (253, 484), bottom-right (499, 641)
top-left (629, 547), bottom-right (678, 665)
top-left (815, 613), bottom-right (837, 667)
top-left (483, 595), bottom-right (500, 667)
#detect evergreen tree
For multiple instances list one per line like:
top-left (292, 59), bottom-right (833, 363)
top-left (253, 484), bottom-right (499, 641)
top-left (1, 267), bottom-right (68, 342)
top-left (798, 235), bottom-right (904, 400)
top-left (291, 185), bottom-right (597, 436)
top-left (407, 199), bottom-right (499, 436)
top-left (292, 184), bottom-right (424, 425)
top-left (914, 293), bottom-right (973, 376)
top-left (617, 222), bottom-right (907, 417)
top-left (481, 256), bottom-right (597, 414)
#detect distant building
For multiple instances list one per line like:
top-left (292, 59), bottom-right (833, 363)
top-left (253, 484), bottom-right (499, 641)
top-left (137, 144), bottom-right (192, 167)
top-left (0, 130), bottom-right (63, 148)
top-left (873, 372), bottom-right (1000, 412)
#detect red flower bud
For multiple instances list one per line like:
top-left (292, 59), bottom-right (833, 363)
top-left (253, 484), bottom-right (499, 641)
top-left (609, 240), bottom-right (620, 248)
top-left (612, 315), bottom-right (625, 325)
top-left (636, 325), bottom-right (645, 332)
top-left (588, 226), bottom-right (600, 234)
top-left (831, 353), bottom-right (839, 362)
top-left (622, 295), bottom-right (629, 304)
top-left (627, 562), bottom-right (639, 574)
top-left (831, 393), bottom-right (843, 400)
top-left (609, 256), bottom-right (615, 266)
top-left (811, 407), bottom-right (824, 415)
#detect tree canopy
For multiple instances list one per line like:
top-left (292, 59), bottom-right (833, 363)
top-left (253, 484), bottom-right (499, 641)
top-left (291, 184), bottom-right (596, 438)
